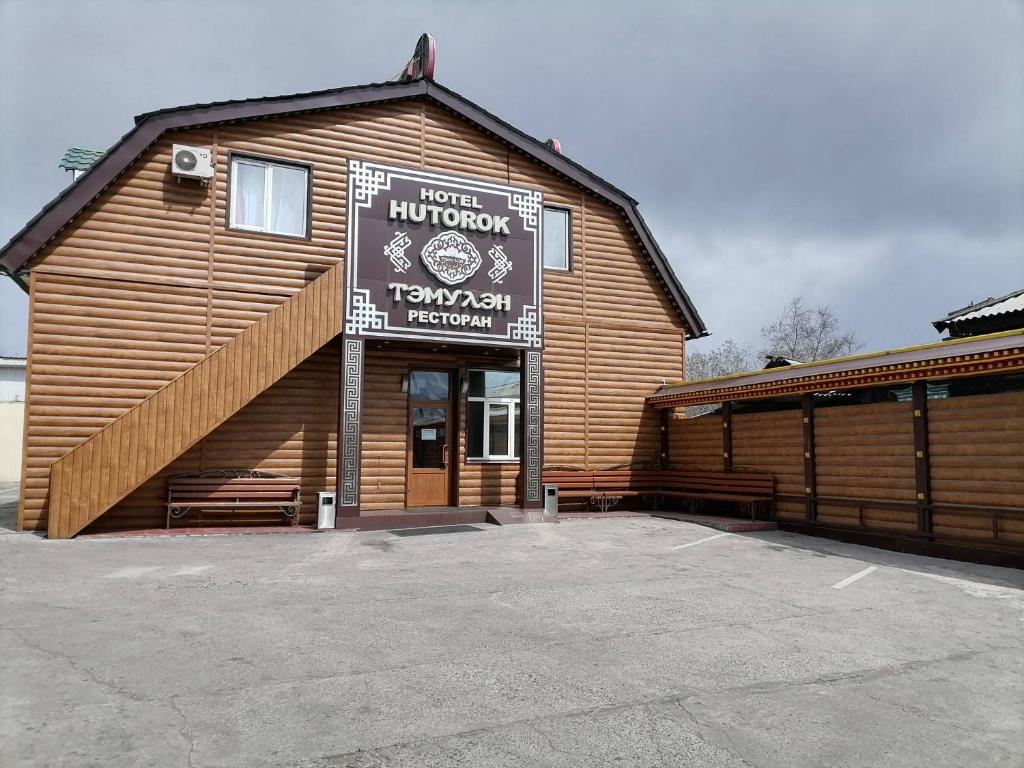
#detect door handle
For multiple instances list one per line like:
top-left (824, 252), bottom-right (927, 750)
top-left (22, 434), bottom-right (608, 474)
top-left (441, 443), bottom-right (448, 467)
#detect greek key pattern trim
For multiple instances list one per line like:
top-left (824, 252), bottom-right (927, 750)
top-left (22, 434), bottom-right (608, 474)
top-left (340, 338), bottom-right (364, 508)
top-left (524, 349), bottom-right (543, 503)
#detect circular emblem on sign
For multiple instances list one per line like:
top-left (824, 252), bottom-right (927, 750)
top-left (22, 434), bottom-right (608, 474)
top-left (420, 230), bottom-right (483, 286)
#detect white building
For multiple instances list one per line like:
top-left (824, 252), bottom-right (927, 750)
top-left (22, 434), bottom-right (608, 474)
top-left (0, 357), bottom-right (26, 483)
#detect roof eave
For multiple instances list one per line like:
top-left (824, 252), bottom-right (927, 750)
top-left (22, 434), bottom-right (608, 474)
top-left (649, 328), bottom-right (1024, 407)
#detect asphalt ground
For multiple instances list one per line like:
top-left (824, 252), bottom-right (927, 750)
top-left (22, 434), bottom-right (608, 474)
top-left (1, 499), bottom-right (1022, 767)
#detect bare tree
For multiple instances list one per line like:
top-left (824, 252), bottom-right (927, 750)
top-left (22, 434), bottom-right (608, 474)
top-left (684, 339), bottom-right (756, 417)
top-left (686, 338), bottom-right (756, 381)
top-left (760, 297), bottom-right (861, 362)
top-left (678, 298), bottom-right (859, 418)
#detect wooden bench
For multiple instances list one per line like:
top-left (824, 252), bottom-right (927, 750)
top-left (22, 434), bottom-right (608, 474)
top-left (543, 470), bottom-right (598, 502)
top-left (654, 470), bottom-right (774, 520)
top-left (166, 470), bottom-right (301, 529)
top-left (542, 468), bottom-right (774, 519)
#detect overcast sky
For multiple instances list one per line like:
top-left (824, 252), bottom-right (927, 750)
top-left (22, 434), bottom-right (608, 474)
top-left (1, 0), bottom-right (1021, 358)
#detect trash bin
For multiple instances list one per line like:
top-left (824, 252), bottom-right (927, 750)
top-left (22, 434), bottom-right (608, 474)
top-left (317, 491), bottom-right (336, 530)
top-left (543, 483), bottom-right (559, 515)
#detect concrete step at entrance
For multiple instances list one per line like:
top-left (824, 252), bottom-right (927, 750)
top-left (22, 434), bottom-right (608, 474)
top-left (344, 506), bottom-right (557, 531)
top-left (486, 507), bottom-right (558, 525)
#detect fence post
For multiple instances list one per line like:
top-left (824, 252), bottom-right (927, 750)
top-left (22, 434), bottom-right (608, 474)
top-left (722, 401), bottom-right (733, 471)
top-left (659, 409), bottom-right (671, 470)
top-left (802, 394), bottom-right (817, 521)
top-left (911, 382), bottom-right (933, 536)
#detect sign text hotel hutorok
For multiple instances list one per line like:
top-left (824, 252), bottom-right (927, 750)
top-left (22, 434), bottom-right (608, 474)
top-left (344, 161), bottom-right (543, 348)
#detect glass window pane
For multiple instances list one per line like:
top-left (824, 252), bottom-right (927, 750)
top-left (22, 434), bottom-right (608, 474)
top-left (412, 407), bottom-right (446, 468)
top-left (468, 371), bottom-right (486, 399)
top-left (488, 404), bottom-right (510, 457)
top-left (514, 402), bottom-right (521, 458)
top-left (409, 371), bottom-right (449, 400)
top-left (543, 207), bottom-right (569, 269)
top-left (484, 371), bottom-right (519, 399)
top-left (232, 161), bottom-right (266, 228)
top-left (468, 370), bottom-right (520, 399)
top-left (467, 401), bottom-right (484, 458)
top-left (269, 164), bottom-right (307, 236)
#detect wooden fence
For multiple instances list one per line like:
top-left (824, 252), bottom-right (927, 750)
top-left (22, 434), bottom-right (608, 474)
top-left (670, 387), bottom-right (1024, 549)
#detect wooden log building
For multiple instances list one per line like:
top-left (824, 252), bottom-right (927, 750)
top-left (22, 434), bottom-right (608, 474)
top-left (649, 329), bottom-right (1024, 564)
top-left (0, 41), bottom-right (708, 538)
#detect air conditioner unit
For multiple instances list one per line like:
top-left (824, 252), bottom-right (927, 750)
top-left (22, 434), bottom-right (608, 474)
top-left (171, 144), bottom-right (214, 181)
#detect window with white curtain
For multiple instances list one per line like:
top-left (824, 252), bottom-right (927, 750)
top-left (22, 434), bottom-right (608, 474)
top-left (229, 156), bottom-right (308, 237)
top-left (466, 370), bottom-right (521, 461)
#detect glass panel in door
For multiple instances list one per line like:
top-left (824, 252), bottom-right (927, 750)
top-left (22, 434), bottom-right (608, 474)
top-left (412, 407), bottom-right (447, 469)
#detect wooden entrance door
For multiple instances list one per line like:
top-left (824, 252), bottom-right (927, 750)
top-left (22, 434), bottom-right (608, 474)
top-left (406, 370), bottom-right (452, 507)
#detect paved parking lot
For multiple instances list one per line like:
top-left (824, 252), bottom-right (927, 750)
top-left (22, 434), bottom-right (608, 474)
top-left (1, 502), bottom-right (1022, 767)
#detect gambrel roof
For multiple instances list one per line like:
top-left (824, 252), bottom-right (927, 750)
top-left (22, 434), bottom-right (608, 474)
top-left (0, 78), bottom-right (707, 338)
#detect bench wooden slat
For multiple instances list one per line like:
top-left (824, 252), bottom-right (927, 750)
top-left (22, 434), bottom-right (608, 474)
top-left (167, 480), bottom-right (298, 488)
top-left (542, 468), bottom-right (774, 519)
top-left (169, 493), bottom-right (299, 499)
top-left (166, 501), bottom-right (295, 508)
top-left (167, 471), bottom-right (301, 529)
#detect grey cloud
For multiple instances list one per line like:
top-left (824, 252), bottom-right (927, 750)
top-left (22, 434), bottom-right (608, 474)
top-left (1, 0), bottom-right (1021, 357)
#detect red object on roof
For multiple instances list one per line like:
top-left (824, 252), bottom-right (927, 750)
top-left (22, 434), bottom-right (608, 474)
top-left (398, 33), bottom-right (436, 81)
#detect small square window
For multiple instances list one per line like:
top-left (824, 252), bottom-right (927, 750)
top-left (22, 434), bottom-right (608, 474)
top-left (230, 157), bottom-right (309, 238)
top-left (543, 206), bottom-right (570, 270)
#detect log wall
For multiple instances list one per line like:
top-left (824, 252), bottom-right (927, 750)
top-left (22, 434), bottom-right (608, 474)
top-left (815, 402), bottom-right (916, 531)
top-left (668, 413), bottom-right (722, 470)
top-left (668, 390), bottom-right (1023, 549)
top-left (358, 346), bottom-right (522, 510)
top-left (20, 97), bottom-right (685, 531)
top-left (731, 410), bottom-right (805, 521)
top-left (87, 344), bottom-right (340, 532)
top-left (49, 265), bottom-right (343, 537)
top-left (929, 391), bottom-right (1024, 544)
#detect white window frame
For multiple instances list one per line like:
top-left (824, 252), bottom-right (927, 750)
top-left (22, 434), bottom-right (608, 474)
top-left (467, 371), bottom-right (520, 462)
top-left (229, 155), bottom-right (309, 238)
top-left (542, 205), bottom-right (571, 271)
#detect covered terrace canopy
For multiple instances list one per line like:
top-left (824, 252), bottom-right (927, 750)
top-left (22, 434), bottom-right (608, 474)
top-left (647, 329), bottom-right (1024, 409)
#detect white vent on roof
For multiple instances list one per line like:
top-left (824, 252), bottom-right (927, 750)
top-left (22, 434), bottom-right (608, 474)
top-left (171, 144), bottom-right (214, 181)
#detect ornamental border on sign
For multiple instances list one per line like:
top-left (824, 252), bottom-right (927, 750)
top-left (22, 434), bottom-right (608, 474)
top-left (344, 160), bottom-right (543, 348)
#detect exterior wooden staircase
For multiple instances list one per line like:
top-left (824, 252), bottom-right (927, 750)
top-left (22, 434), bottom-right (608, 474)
top-left (46, 265), bottom-right (343, 538)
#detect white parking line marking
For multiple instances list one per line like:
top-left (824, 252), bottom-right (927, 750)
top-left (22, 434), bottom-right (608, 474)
top-left (173, 565), bottom-right (213, 576)
top-left (900, 568), bottom-right (1024, 601)
top-left (104, 566), bottom-right (161, 579)
top-left (831, 565), bottom-right (878, 590)
top-left (671, 532), bottom-right (729, 550)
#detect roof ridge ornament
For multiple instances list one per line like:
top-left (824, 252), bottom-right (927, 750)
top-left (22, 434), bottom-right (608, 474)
top-left (394, 33), bottom-right (436, 82)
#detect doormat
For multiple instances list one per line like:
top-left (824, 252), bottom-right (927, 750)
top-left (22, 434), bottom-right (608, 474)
top-left (388, 525), bottom-right (486, 537)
